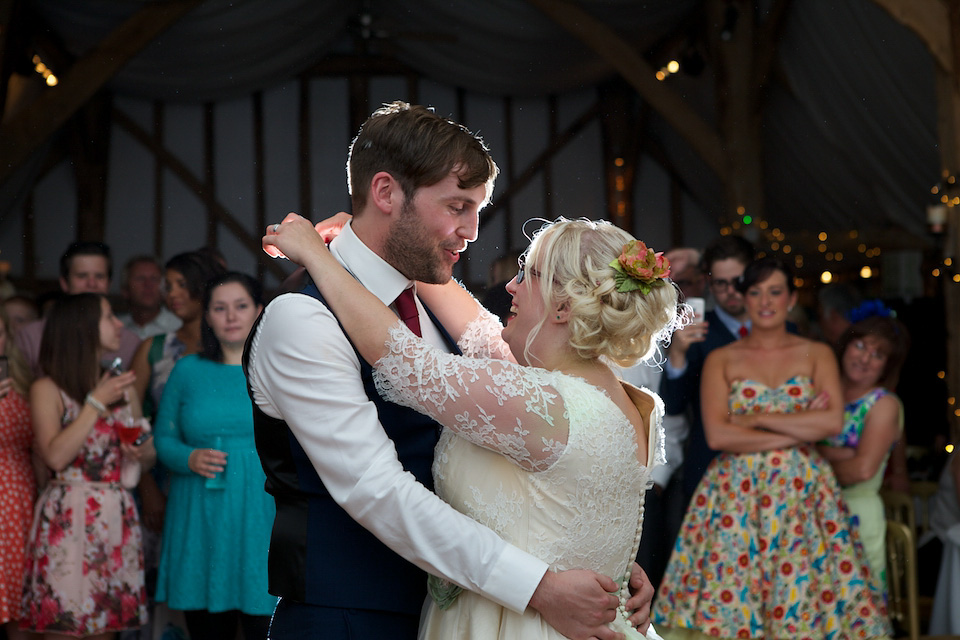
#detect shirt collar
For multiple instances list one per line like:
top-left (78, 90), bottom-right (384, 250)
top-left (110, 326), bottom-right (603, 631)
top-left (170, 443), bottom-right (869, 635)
top-left (329, 221), bottom-right (413, 306)
top-left (713, 305), bottom-right (750, 338)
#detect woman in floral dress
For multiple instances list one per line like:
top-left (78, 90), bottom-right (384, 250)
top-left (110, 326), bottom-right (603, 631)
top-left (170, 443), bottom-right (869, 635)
top-left (0, 305), bottom-right (35, 640)
top-left (653, 257), bottom-right (891, 640)
top-left (22, 294), bottom-right (155, 639)
top-left (817, 311), bottom-right (910, 592)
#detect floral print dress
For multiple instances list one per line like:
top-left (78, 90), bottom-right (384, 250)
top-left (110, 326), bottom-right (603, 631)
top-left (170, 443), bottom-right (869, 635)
top-left (819, 388), bottom-right (897, 591)
top-left (21, 390), bottom-right (146, 636)
top-left (653, 376), bottom-right (891, 640)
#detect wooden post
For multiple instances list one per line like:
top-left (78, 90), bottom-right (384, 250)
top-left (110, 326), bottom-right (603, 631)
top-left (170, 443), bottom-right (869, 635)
top-left (938, 2), bottom-right (960, 439)
top-left (69, 91), bottom-right (111, 241)
top-left (710, 0), bottom-right (764, 239)
top-left (597, 80), bottom-right (642, 234)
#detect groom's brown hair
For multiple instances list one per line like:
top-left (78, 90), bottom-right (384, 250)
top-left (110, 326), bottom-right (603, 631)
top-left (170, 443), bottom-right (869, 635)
top-left (347, 101), bottom-right (498, 212)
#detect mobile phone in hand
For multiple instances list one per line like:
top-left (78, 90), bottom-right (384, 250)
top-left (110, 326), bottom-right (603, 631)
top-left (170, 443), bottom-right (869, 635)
top-left (686, 297), bottom-right (706, 322)
top-left (103, 356), bottom-right (123, 377)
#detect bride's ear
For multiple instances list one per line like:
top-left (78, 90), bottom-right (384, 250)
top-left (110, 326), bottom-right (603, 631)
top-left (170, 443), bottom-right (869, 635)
top-left (552, 301), bottom-right (571, 324)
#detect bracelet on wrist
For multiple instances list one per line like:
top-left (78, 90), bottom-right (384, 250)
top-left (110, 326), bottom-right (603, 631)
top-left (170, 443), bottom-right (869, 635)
top-left (84, 393), bottom-right (107, 415)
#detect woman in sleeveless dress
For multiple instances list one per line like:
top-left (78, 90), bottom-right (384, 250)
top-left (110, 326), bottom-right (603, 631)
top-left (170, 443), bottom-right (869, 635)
top-left (653, 257), bottom-right (891, 640)
top-left (131, 251), bottom-right (226, 420)
top-left (22, 293), bottom-right (155, 639)
top-left (264, 214), bottom-right (684, 639)
top-left (816, 311), bottom-right (910, 592)
top-left (0, 305), bottom-right (36, 640)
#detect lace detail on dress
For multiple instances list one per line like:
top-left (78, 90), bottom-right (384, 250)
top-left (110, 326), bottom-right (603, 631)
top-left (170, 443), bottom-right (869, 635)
top-left (373, 322), bottom-right (568, 471)
top-left (431, 373), bottom-right (661, 586)
top-left (457, 308), bottom-right (513, 361)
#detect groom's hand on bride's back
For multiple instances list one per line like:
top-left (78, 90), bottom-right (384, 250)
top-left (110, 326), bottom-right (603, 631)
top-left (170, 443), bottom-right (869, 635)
top-left (528, 569), bottom-right (624, 640)
top-left (625, 563), bottom-right (653, 634)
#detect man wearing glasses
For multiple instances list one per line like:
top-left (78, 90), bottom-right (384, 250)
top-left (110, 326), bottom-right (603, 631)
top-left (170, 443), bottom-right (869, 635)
top-left (660, 235), bottom-right (755, 501)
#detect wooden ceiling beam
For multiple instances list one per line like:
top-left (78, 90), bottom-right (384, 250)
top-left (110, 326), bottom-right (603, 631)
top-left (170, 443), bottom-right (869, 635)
top-left (754, 0), bottom-right (793, 91)
top-left (111, 106), bottom-right (289, 280)
top-left (524, 0), bottom-right (726, 179)
top-left (0, 0), bottom-right (204, 184)
top-left (871, 0), bottom-right (952, 72)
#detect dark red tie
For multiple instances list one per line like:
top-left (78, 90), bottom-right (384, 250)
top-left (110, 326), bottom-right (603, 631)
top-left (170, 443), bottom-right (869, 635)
top-left (738, 325), bottom-right (749, 338)
top-left (394, 288), bottom-right (422, 337)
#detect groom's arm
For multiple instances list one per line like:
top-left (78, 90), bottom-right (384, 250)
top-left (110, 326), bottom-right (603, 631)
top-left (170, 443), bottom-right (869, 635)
top-left (248, 295), bottom-right (627, 639)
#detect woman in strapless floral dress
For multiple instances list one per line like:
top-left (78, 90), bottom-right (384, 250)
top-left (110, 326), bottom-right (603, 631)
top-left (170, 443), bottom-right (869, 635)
top-left (653, 257), bottom-right (891, 640)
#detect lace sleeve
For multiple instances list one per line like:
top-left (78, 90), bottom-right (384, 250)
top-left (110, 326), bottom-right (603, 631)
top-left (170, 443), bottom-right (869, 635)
top-left (374, 322), bottom-right (567, 471)
top-left (457, 307), bottom-right (514, 361)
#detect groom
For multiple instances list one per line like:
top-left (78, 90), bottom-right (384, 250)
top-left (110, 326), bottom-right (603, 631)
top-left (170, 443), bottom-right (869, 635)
top-left (244, 101), bottom-right (652, 640)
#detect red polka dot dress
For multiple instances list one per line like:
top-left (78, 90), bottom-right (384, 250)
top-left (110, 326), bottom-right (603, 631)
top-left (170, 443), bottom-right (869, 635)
top-left (0, 389), bottom-right (35, 624)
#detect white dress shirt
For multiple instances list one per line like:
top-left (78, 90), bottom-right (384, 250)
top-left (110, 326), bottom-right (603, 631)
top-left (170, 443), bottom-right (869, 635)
top-left (246, 222), bottom-right (547, 613)
top-left (119, 306), bottom-right (182, 340)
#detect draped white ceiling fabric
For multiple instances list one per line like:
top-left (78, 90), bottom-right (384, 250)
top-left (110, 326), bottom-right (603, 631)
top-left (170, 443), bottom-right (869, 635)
top-left (29, 0), bottom-right (942, 246)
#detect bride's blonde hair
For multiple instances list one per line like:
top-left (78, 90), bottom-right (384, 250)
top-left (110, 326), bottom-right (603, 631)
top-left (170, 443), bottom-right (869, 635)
top-left (520, 218), bottom-right (684, 367)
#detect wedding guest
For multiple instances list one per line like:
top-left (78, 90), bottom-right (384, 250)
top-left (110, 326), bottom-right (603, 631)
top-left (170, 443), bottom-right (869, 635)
top-left (131, 251), bottom-right (225, 421)
top-left (118, 256), bottom-right (182, 340)
top-left (0, 305), bottom-right (35, 640)
top-left (817, 282), bottom-right (862, 346)
top-left (154, 273), bottom-right (273, 640)
top-left (817, 310), bottom-right (909, 591)
top-left (653, 257), bottom-right (890, 639)
top-left (16, 242), bottom-right (140, 377)
top-left (22, 293), bottom-right (155, 639)
top-left (2, 295), bottom-right (38, 337)
top-left (127, 250), bottom-right (224, 640)
top-left (660, 235), bottom-right (755, 500)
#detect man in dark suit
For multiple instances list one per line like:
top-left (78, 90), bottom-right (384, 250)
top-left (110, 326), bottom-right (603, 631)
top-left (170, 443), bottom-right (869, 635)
top-left (244, 102), bottom-right (651, 640)
top-left (660, 235), bottom-right (755, 499)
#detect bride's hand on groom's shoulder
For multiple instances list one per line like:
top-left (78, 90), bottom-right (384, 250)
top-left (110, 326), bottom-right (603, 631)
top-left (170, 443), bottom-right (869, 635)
top-left (529, 569), bottom-right (623, 640)
top-left (263, 213), bottom-right (331, 265)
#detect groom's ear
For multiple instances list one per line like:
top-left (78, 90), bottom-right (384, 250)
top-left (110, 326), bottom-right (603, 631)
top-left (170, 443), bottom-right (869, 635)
top-left (370, 172), bottom-right (403, 216)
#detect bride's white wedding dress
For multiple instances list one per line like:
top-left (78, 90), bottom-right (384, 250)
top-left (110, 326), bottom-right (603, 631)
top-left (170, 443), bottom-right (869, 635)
top-left (371, 310), bottom-right (664, 639)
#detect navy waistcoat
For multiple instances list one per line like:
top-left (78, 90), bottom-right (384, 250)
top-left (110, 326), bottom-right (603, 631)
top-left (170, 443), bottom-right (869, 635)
top-left (243, 281), bottom-right (460, 615)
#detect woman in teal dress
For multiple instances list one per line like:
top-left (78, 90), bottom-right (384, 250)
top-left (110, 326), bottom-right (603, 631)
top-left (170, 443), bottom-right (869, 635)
top-left (817, 310), bottom-right (909, 592)
top-left (154, 272), bottom-right (275, 640)
top-left (653, 257), bottom-right (891, 640)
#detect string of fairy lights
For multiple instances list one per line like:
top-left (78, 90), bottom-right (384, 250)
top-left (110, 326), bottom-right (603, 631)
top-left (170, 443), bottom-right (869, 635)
top-left (32, 54), bottom-right (58, 87)
top-left (716, 210), bottom-right (883, 290)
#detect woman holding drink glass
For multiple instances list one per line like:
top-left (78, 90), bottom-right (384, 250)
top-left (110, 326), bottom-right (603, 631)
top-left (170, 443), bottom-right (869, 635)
top-left (153, 272), bottom-right (275, 640)
top-left (22, 293), bottom-right (155, 639)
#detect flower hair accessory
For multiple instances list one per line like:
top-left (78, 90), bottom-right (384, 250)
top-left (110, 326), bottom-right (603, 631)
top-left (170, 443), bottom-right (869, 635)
top-left (846, 299), bottom-right (895, 324)
top-left (609, 240), bottom-right (671, 294)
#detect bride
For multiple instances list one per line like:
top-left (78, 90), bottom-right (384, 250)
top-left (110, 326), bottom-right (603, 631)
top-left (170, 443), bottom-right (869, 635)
top-left (264, 214), bottom-right (682, 639)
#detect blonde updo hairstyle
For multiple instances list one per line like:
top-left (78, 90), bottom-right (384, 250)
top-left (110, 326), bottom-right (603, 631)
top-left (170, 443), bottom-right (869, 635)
top-left (521, 218), bottom-right (683, 367)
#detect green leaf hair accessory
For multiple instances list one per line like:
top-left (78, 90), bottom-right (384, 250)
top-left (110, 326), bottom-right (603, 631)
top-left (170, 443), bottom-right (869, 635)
top-left (609, 239), bottom-right (671, 294)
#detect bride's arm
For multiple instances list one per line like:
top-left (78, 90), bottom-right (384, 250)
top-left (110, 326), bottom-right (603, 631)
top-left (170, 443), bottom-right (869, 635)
top-left (416, 280), bottom-right (485, 340)
top-left (264, 214), bottom-right (566, 470)
top-left (418, 280), bottom-right (517, 362)
top-left (264, 214), bottom-right (407, 367)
